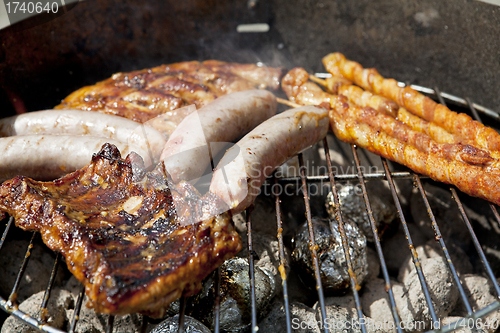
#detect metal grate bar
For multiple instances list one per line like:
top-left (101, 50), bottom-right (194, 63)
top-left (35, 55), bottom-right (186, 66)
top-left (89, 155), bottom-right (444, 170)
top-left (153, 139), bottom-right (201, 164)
top-left (381, 159), bottom-right (440, 324)
top-left (488, 204), bottom-right (500, 240)
top-left (140, 316), bottom-right (148, 333)
top-left (9, 232), bottom-right (37, 305)
top-left (450, 188), bottom-right (500, 298)
top-left (324, 141), bottom-right (367, 332)
top-left (349, 143), bottom-right (403, 333)
top-left (0, 216), bottom-right (14, 250)
top-left (177, 296), bottom-right (187, 333)
top-left (466, 97), bottom-right (483, 123)
top-left (39, 253), bottom-right (62, 324)
top-left (434, 89), bottom-right (500, 299)
top-left (105, 315), bottom-right (114, 333)
top-left (68, 285), bottom-right (85, 333)
top-left (273, 175), bottom-right (292, 333)
top-left (213, 266), bottom-right (221, 333)
top-left (276, 171), bottom-right (416, 183)
top-left (246, 207), bottom-right (259, 332)
top-left (0, 298), bottom-right (65, 333)
top-left (413, 176), bottom-right (474, 315)
top-left (298, 153), bottom-right (330, 333)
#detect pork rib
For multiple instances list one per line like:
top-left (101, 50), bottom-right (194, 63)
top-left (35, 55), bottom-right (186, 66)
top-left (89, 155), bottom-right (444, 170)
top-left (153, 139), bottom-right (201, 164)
top-left (0, 143), bottom-right (241, 317)
top-left (55, 60), bottom-right (284, 124)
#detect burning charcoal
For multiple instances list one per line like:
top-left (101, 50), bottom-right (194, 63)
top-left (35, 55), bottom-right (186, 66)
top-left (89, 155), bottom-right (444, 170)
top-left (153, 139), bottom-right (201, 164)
top-left (0, 239), bottom-right (65, 303)
top-left (398, 247), bottom-right (459, 323)
top-left (150, 315), bottom-right (211, 333)
top-left (451, 275), bottom-right (500, 333)
top-left (67, 297), bottom-right (143, 333)
top-left (365, 247), bottom-right (381, 282)
top-left (313, 295), bottom-right (360, 333)
top-left (381, 223), bottom-right (428, 275)
top-left (238, 231), bottom-right (291, 296)
top-left (319, 294), bottom-right (404, 333)
top-left (259, 300), bottom-right (318, 333)
top-left (291, 217), bottom-right (368, 294)
top-left (62, 276), bottom-right (143, 333)
top-left (1, 288), bottom-right (72, 333)
top-left (361, 277), bottom-right (419, 332)
top-left (410, 184), bottom-right (471, 249)
top-left (325, 182), bottom-right (397, 242)
top-left (188, 257), bottom-right (274, 332)
top-left (422, 239), bottom-right (473, 274)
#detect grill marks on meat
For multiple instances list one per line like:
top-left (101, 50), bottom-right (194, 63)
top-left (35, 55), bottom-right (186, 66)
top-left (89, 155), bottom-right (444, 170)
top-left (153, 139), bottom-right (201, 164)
top-left (0, 144), bottom-right (241, 317)
top-left (55, 61), bottom-right (284, 124)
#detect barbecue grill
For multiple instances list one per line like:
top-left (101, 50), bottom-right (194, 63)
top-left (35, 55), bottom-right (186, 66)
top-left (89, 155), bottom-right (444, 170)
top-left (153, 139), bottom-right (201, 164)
top-left (1, 1), bottom-right (500, 332)
top-left (1, 84), bottom-right (499, 333)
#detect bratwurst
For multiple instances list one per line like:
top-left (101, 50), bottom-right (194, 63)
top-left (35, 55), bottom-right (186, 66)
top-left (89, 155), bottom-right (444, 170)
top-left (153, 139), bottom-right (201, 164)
top-left (0, 135), bottom-right (151, 182)
top-left (209, 105), bottom-right (329, 214)
top-left (161, 89), bottom-right (277, 184)
top-left (0, 109), bottom-right (167, 159)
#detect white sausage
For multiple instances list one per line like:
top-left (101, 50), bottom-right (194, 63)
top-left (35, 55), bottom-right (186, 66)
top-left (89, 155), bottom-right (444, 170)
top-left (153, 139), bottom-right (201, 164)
top-left (209, 105), bottom-right (329, 214)
top-left (0, 109), bottom-right (167, 161)
top-left (0, 135), bottom-right (152, 182)
top-left (161, 90), bottom-right (277, 183)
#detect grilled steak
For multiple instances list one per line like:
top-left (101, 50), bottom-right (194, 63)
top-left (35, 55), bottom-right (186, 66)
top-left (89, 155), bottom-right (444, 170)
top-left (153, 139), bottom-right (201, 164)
top-left (55, 60), bottom-right (284, 124)
top-left (0, 143), bottom-right (241, 317)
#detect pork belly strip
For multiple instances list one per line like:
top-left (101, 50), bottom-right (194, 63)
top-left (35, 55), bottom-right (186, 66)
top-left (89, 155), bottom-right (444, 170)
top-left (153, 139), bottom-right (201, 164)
top-left (316, 74), bottom-right (457, 144)
top-left (282, 68), bottom-right (491, 166)
top-left (55, 60), bottom-right (284, 124)
top-left (0, 143), bottom-right (241, 317)
top-left (322, 52), bottom-right (500, 151)
top-left (328, 100), bottom-right (500, 206)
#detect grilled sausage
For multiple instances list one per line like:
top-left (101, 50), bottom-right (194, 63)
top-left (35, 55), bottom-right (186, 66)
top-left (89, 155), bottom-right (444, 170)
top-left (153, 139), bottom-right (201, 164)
top-left (0, 109), bottom-right (167, 160)
top-left (209, 105), bottom-right (329, 214)
top-left (161, 89), bottom-right (277, 183)
top-left (0, 135), bottom-right (152, 182)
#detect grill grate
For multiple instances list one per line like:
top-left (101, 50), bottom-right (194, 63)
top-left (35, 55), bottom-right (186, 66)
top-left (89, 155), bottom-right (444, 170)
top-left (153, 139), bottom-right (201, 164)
top-left (1, 85), bottom-right (500, 333)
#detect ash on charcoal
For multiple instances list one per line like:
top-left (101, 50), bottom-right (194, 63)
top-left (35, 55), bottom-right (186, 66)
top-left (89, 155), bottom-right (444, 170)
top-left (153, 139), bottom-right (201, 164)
top-left (1, 288), bottom-right (72, 333)
top-left (325, 182), bottom-right (397, 242)
top-left (410, 184), bottom-right (471, 250)
top-left (451, 275), bottom-right (500, 333)
top-left (381, 222), bottom-right (429, 275)
top-left (313, 295), bottom-right (367, 333)
top-left (421, 239), bottom-right (473, 274)
top-left (365, 247), bottom-right (381, 282)
top-left (291, 217), bottom-right (368, 294)
top-left (259, 300), bottom-right (319, 333)
top-left (398, 247), bottom-right (459, 323)
top-left (63, 276), bottom-right (143, 333)
top-left (187, 257), bottom-right (274, 332)
top-left (234, 195), bottom-right (278, 237)
top-left (237, 231), bottom-right (291, 297)
top-left (0, 238), bottom-right (66, 302)
top-left (149, 315), bottom-right (211, 333)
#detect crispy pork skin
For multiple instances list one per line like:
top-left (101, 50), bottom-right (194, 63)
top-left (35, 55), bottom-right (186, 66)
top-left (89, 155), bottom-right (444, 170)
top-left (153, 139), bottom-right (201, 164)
top-left (0, 144), bottom-right (241, 317)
